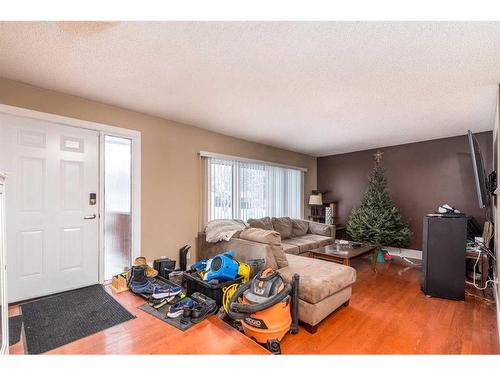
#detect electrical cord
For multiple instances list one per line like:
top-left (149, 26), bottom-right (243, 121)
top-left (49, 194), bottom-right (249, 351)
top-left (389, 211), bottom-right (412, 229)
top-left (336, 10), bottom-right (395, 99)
top-left (463, 218), bottom-right (497, 291)
top-left (222, 283), bottom-right (241, 313)
top-left (389, 247), bottom-right (421, 267)
top-left (401, 256), bottom-right (421, 266)
top-left (485, 248), bottom-right (496, 260)
top-left (465, 246), bottom-right (498, 290)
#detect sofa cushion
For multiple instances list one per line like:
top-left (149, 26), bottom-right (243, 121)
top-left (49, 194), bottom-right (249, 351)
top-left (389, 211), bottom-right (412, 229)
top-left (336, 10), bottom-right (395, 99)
top-left (248, 217), bottom-right (274, 231)
top-left (308, 221), bottom-right (333, 237)
top-left (239, 227), bottom-right (280, 245)
top-left (272, 217), bottom-right (293, 240)
top-left (299, 233), bottom-right (334, 248)
top-left (292, 219), bottom-right (309, 237)
top-left (278, 254), bottom-right (356, 304)
top-left (282, 237), bottom-right (317, 254)
top-left (198, 235), bottom-right (279, 271)
top-left (239, 228), bottom-right (288, 268)
top-left (281, 242), bottom-right (300, 255)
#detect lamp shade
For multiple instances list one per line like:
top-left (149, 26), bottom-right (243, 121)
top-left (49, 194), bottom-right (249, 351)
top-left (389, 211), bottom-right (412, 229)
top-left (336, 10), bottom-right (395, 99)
top-left (309, 194), bottom-right (323, 205)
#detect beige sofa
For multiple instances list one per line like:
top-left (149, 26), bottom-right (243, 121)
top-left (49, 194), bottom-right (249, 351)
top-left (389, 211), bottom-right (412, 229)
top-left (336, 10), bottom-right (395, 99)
top-left (247, 217), bottom-right (336, 254)
top-left (198, 218), bottom-right (356, 333)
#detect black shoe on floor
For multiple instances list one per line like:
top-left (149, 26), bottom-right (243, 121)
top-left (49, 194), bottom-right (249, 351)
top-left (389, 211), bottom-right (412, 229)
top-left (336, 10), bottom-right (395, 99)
top-left (190, 302), bottom-right (217, 324)
top-left (148, 295), bottom-right (174, 309)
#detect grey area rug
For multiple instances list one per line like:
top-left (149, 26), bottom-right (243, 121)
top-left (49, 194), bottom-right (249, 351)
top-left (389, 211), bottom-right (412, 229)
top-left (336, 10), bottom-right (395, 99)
top-left (20, 284), bottom-right (135, 354)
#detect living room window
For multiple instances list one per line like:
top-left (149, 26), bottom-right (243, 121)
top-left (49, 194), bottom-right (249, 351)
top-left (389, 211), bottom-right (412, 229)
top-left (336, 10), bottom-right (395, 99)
top-left (204, 155), bottom-right (304, 222)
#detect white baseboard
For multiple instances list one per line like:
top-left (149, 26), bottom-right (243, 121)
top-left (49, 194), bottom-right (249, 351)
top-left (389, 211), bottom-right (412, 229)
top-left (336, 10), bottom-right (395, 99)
top-left (384, 247), bottom-right (422, 260)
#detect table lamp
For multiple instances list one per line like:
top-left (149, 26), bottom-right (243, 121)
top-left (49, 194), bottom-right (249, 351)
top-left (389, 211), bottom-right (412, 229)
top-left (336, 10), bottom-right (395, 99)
top-left (309, 193), bottom-right (323, 218)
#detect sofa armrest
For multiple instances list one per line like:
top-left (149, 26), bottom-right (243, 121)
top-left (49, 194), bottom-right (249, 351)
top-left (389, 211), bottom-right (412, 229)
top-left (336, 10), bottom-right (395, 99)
top-left (197, 233), bottom-right (278, 269)
top-left (307, 221), bottom-right (336, 239)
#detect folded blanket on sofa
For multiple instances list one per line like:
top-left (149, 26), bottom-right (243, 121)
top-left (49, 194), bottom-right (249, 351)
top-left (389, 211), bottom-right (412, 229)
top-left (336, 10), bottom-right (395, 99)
top-left (205, 219), bottom-right (248, 243)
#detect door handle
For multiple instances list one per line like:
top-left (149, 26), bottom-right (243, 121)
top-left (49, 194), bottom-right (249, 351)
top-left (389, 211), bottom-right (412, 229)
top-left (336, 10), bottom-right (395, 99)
top-left (84, 214), bottom-right (97, 220)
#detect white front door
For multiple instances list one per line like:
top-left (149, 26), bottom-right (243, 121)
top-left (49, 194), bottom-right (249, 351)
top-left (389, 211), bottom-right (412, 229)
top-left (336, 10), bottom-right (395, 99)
top-left (0, 113), bottom-right (99, 302)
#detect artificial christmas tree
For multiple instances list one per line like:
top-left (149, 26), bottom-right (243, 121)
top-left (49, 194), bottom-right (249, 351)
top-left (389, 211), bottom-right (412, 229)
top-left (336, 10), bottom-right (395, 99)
top-left (347, 151), bottom-right (411, 250)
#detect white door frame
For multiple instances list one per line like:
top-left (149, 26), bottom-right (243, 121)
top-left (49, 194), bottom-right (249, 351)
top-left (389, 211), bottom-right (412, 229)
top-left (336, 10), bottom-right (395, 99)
top-left (0, 104), bottom-right (141, 283)
top-left (0, 172), bottom-right (8, 354)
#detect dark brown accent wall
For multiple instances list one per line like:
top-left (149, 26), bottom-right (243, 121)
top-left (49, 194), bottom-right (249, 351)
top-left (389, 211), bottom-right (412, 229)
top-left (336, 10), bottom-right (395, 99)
top-left (317, 132), bottom-right (493, 250)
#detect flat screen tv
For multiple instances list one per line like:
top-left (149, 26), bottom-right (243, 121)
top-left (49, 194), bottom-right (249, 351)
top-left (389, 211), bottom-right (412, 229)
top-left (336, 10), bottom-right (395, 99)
top-left (467, 130), bottom-right (489, 208)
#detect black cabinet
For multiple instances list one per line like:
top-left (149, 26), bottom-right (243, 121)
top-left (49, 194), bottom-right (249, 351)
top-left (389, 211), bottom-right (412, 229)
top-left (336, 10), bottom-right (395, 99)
top-left (422, 215), bottom-right (467, 300)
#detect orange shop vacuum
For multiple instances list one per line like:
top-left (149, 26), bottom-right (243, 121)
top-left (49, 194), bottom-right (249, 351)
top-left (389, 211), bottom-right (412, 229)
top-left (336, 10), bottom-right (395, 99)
top-left (227, 268), bottom-right (299, 354)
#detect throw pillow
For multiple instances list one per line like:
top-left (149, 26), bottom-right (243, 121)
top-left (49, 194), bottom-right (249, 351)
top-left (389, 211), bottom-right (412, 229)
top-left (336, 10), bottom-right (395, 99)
top-left (292, 219), bottom-right (309, 237)
top-left (308, 221), bottom-right (332, 237)
top-left (271, 217), bottom-right (293, 240)
top-left (247, 217), bottom-right (274, 231)
top-left (239, 228), bottom-right (288, 268)
top-left (239, 227), bottom-right (281, 246)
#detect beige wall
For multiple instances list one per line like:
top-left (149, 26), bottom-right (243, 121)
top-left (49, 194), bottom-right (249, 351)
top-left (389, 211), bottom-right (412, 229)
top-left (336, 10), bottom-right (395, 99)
top-left (0, 77), bottom-right (316, 264)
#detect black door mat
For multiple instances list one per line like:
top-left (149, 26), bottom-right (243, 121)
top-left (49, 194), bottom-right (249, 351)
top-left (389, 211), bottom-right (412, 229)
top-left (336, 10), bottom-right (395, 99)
top-left (0, 315), bottom-right (23, 346)
top-left (20, 284), bottom-right (135, 354)
top-left (138, 298), bottom-right (214, 331)
top-left (9, 315), bottom-right (23, 346)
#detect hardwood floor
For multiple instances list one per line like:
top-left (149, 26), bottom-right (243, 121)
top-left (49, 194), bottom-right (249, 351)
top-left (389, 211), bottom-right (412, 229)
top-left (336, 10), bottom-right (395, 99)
top-left (8, 288), bottom-right (268, 355)
top-left (282, 259), bottom-right (499, 354)
top-left (8, 258), bottom-right (499, 354)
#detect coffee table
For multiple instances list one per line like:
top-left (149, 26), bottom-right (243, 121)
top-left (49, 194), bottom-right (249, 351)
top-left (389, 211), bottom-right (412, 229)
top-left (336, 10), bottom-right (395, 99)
top-left (308, 243), bottom-right (379, 272)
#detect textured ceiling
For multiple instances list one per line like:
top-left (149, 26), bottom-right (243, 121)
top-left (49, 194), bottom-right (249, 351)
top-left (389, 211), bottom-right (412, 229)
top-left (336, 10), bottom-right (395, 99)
top-left (0, 21), bottom-right (499, 156)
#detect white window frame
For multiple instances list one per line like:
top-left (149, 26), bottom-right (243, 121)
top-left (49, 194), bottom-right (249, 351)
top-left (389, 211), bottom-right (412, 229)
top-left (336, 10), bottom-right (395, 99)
top-left (200, 151), bottom-right (308, 172)
top-left (202, 151), bottom-right (306, 221)
top-left (0, 104), bottom-right (141, 283)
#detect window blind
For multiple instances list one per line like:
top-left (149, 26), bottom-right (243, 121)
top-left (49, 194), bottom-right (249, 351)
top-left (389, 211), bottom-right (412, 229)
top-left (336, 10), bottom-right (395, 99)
top-left (206, 157), bottom-right (304, 222)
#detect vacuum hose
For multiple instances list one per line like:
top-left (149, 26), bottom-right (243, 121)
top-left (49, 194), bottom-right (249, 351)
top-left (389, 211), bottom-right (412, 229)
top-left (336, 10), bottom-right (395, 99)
top-left (289, 273), bottom-right (299, 334)
top-left (227, 281), bottom-right (292, 321)
top-left (226, 282), bottom-right (251, 321)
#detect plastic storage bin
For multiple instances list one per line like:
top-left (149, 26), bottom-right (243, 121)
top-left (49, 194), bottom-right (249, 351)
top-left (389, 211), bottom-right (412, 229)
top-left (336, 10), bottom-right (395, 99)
top-left (184, 270), bottom-right (243, 308)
